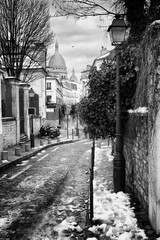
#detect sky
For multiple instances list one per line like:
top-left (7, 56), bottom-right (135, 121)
top-left (48, 10), bottom-right (113, 80)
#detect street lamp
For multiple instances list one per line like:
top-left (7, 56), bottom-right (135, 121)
top-left (75, 104), bottom-right (79, 138)
top-left (75, 113), bottom-right (79, 138)
top-left (108, 15), bottom-right (127, 193)
top-left (29, 88), bottom-right (35, 148)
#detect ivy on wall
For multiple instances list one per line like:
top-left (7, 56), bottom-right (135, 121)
top-left (133, 21), bottom-right (160, 132)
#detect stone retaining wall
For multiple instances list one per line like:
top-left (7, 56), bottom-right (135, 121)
top-left (123, 114), bottom-right (148, 208)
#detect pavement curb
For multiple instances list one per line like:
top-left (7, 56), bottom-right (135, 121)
top-left (0, 139), bottom-right (81, 174)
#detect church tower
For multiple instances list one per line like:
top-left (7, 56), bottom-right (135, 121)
top-left (70, 68), bottom-right (78, 82)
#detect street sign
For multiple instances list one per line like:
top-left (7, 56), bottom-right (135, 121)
top-left (28, 107), bottom-right (36, 115)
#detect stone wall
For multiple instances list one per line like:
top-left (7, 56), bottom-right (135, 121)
top-left (148, 67), bottom-right (160, 232)
top-left (148, 109), bottom-right (160, 232)
top-left (2, 118), bottom-right (17, 149)
top-left (123, 114), bottom-right (148, 208)
top-left (33, 116), bottom-right (41, 135)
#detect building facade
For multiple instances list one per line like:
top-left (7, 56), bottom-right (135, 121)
top-left (46, 40), bottom-right (81, 126)
top-left (70, 68), bottom-right (80, 104)
top-left (80, 47), bottom-right (115, 99)
top-left (80, 65), bottom-right (91, 98)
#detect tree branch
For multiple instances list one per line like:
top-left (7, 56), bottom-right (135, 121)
top-left (52, 0), bottom-right (126, 18)
top-left (0, 0), bottom-right (54, 81)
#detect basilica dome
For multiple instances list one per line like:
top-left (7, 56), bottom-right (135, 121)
top-left (48, 41), bottom-right (67, 78)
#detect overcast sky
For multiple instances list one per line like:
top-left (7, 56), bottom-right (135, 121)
top-left (48, 13), bottom-right (113, 80)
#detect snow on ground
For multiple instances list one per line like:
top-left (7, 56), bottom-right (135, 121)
top-left (40, 143), bottom-right (149, 240)
top-left (54, 216), bottom-right (83, 240)
top-left (86, 146), bottom-right (148, 240)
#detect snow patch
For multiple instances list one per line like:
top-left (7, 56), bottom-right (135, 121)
top-left (128, 107), bottom-right (148, 114)
top-left (0, 174), bottom-right (7, 180)
top-left (54, 216), bottom-right (83, 239)
top-left (2, 160), bottom-right (9, 164)
top-left (17, 160), bottom-right (29, 166)
top-left (0, 218), bottom-right (8, 229)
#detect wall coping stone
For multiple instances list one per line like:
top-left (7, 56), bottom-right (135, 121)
top-left (2, 117), bottom-right (16, 122)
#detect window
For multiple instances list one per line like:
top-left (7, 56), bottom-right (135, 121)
top-left (46, 82), bottom-right (51, 90)
top-left (47, 95), bottom-right (52, 102)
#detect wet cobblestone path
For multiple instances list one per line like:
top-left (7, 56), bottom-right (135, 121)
top-left (0, 139), bottom-right (92, 240)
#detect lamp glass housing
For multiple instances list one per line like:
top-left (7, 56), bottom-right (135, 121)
top-left (109, 27), bottom-right (126, 45)
top-left (29, 88), bottom-right (35, 98)
top-left (108, 17), bottom-right (127, 45)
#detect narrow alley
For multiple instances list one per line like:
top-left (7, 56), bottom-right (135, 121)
top-left (0, 139), bottom-right (92, 240)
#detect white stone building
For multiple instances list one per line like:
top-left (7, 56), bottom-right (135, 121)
top-left (80, 47), bottom-right (115, 99)
top-left (80, 65), bottom-right (91, 98)
top-left (70, 68), bottom-right (80, 104)
top-left (26, 60), bottom-right (47, 120)
top-left (46, 40), bottom-right (81, 126)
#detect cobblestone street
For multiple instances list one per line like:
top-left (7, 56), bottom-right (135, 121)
top-left (0, 139), bottom-right (92, 240)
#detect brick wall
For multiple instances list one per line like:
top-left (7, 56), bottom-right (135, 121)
top-left (123, 114), bottom-right (148, 208)
top-left (2, 118), bottom-right (17, 149)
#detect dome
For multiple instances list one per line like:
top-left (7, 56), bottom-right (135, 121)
top-left (49, 41), bottom-right (67, 71)
top-left (70, 68), bottom-right (78, 82)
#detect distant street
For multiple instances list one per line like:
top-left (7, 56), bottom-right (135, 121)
top-left (0, 139), bottom-right (92, 240)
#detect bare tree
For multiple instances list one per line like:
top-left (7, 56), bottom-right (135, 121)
top-left (0, 0), bottom-right (54, 82)
top-left (53, 0), bottom-right (160, 41)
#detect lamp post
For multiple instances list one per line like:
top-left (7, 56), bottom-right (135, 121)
top-left (75, 104), bottom-right (79, 137)
top-left (75, 113), bottom-right (79, 138)
top-left (108, 15), bottom-right (127, 193)
top-left (66, 108), bottom-right (69, 139)
top-left (67, 113), bottom-right (69, 139)
top-left (29, 88), bottom-right (35, 148)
